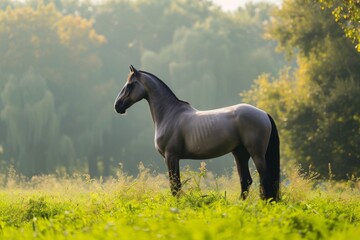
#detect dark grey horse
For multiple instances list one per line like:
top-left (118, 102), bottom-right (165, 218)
top-left (114, 66), bottom-right (280, 201)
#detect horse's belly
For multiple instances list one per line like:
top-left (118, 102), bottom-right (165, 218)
top-left (184, 132), bottom-right (238, 159)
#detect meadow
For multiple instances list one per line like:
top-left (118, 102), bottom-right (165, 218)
top-left (0, 164), bottom-right (359, 240)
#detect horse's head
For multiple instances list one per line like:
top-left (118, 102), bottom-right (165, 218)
top-left (114, 65), bottom-right (146, 114)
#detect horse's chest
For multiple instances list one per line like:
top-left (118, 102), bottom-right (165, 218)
top-left (154, 125), bottom-right (182, 156)
top-left (154, 129), bottom-right (168, 156)
top-left (154, 138), bottom-right (164, 156)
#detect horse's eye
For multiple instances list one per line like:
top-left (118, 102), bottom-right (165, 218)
top-left (127, 83), bottom-right (135, 90)
top-left (125, 83), bottom-right (135, 96)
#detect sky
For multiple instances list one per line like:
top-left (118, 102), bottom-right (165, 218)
top-left (83, 0), bottom-right (283, 11)
top-left (17, 0), bottom-right (283, 11)
top-left (212, 0), bottom-right (282, 11)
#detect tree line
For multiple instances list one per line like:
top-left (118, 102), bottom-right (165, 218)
top-left (0, 0), bottom-right (358, 180)
top-left (0, 0), bottom-right (282, 177)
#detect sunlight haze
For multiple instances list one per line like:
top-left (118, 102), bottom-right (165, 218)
top-left (212, 0), bottom-right (282, 10)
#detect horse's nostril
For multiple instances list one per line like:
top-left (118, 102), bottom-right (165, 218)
top-left (114, 102), bottom-right (121, 113)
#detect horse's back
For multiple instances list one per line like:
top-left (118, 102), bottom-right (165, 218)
top-left (178, 103), bottom-right (271, 159)
top-left (233, 104), bottom-right (270, 129)
top-left (189, 103), bottom-right (270, 130)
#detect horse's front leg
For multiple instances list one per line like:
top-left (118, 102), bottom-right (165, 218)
top-left (165, 154), bottom-right (181, 196)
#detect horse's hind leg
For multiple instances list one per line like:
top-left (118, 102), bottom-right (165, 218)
top-left (252, 155), bottom-right (276, 201)
top-left (232, 146), bottom-right (252, 200)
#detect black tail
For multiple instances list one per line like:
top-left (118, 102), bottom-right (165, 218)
top-left (264, 114), bottom-right (280, 201)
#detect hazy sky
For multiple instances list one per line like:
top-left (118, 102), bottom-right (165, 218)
top-left (212, 0), bottom-right (282, 11)
top-left (17, 0), bottom-right (283, 11)
top-left (83, 0), bottom-right (283, 10)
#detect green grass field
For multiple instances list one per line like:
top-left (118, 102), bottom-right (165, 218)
top-left (0, 165), bottom-right (359, 240)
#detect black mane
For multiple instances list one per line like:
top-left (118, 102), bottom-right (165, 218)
top-left (139, 70), bottom-right (189, 105)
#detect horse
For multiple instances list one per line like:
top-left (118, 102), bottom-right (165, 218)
top-left (114, 65), bottom-right (280, 201)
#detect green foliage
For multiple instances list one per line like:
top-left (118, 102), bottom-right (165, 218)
top-left (0, 168), bottom-right (359, 239)
top-left (0, 2), bottom-right (104, 78)
top-left (0, 69), bottom-right (73, 176)
top-left (24, 197), bottom-right (60, 221)
top-left (243, 0), bottom-right (360, 179)
top-left (0, 1), bottom-right (107, 176)
top-left (318, 0), bottom-right (360, 51)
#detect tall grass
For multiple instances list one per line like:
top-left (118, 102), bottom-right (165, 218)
top-left (0, 163), bottom-right (359, 239)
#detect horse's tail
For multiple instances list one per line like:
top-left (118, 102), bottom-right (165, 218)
top-left (265, 114), bottom-right (280, 201)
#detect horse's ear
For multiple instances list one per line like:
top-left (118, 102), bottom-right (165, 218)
top-left (129, 65), bottom-right (140, 77)
top-left (129, 65), bottom-right (134, 72)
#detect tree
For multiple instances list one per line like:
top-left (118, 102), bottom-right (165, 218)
top-left (319, 0), bottom-right (360, 51)
top-left (1, 69), bottom-right (74, 176)
top-left (0, 2), bottom-right (106, 176)
top-left (243, 0), bottom-right (360, 179)
top-left (142, 3), bottom-right (282, 109)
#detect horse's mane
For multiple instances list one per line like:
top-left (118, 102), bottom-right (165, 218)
top-left (139, 71), bottom-right (189, 105)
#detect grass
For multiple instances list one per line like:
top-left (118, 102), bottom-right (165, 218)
top-left (0, 164), bottom-right (359, 239)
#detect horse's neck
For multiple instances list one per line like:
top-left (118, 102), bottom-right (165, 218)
top-left (142, 79), bottom-right (185, 126)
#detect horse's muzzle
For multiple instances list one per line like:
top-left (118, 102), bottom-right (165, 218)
top-left (117, 108), bottom-right (126, 114)
top-left (114, 102), bottom-right (126, 114)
